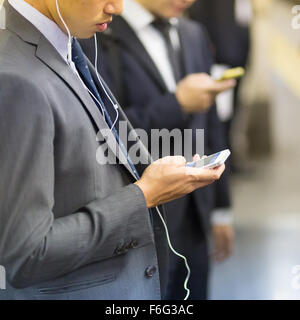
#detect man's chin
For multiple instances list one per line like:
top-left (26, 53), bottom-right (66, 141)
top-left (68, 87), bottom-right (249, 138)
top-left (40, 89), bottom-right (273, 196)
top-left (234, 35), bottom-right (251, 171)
top-left (159, 11), bottom-right (182, 20)
top-left (76, 31), bottom-right (97, 40)
top-left (76, 25), bottom-right (109, 39)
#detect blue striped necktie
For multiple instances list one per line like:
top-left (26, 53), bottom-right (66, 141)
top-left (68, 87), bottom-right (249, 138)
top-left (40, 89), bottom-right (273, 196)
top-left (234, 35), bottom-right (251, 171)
top-left (71, 39), bottom-right (140, 180)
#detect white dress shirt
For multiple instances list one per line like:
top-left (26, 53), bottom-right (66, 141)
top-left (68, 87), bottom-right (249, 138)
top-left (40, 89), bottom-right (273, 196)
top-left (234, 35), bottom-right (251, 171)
top-left (122, 0), bottom-right (180, 92)
top-left (235, 0), bottom-right (252, 27)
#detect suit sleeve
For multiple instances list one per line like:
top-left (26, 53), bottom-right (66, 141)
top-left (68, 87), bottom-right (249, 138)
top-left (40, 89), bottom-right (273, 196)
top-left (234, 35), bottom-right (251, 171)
top-left (107, 59), bottom-right (189, 132)
top-left (0, 74), bottom-right (153, 288)
top-left (124, 93), bottom-right (189, 132)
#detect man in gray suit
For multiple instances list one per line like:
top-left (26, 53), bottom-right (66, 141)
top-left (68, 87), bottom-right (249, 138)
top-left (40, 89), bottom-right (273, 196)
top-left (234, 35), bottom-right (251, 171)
top-left (0, 0), bottom-right (225, 300)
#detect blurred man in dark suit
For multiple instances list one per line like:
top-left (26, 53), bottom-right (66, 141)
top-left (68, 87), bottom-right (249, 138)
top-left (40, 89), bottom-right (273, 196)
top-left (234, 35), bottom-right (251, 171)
top-left (81, 0), bottom-right (236, 300)
top-left (189, 0), bottom-right (250, 69)
top-left (189, 0), bottom-right (251, 159)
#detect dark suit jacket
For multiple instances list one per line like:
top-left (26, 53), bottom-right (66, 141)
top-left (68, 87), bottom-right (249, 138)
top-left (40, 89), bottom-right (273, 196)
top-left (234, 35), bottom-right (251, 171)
top-left (80, 16), bottom-right (231, 235)
top-left (189, 0), bottom-right (250, 68)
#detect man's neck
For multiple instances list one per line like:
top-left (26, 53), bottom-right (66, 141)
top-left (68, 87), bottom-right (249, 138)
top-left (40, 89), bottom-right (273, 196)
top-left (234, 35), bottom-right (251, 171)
top-left (24, 0), bottom-right (54, 22)
top-left (134, 0), bottom-right (160, 19)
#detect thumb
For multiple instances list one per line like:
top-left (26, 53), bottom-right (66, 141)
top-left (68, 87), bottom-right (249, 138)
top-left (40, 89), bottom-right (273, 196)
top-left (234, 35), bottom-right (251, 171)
top-left (209, 79), bottom-right (237, 93)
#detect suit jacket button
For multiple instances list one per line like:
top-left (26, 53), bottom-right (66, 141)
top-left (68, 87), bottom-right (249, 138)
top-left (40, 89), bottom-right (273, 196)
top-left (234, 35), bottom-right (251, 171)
top-left (130, 240), bottom-right (138, 249)
top-left (115, 245), bottom-right (127, 255)
top-left (114, 247), bottom-right (122, 255)
top-left (121, 246), bottom-right (129, 254)
top-left (145, 265), bottom-right (157, 278)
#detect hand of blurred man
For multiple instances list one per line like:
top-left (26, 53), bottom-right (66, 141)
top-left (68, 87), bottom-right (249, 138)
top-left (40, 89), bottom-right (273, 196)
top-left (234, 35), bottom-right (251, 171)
top-left (135, 155), bottom-right (225, 208)
top-left (175, 73), bottom-right (236, 113)
top-left (212, 224), bottom-right (235, 262)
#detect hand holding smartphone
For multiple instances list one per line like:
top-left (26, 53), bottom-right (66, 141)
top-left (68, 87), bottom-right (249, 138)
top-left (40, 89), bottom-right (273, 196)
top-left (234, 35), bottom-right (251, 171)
top-left (186, 149), bottom-right (231, 169)
top-left (216, 67), bottom-right (245, 82)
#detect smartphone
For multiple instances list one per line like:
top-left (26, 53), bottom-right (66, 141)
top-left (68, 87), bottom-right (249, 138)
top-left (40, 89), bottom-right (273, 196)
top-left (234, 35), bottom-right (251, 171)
top-left (186, 149), bottom-right (231, 169)
top-left (216, 67), bottom-right (245, 81)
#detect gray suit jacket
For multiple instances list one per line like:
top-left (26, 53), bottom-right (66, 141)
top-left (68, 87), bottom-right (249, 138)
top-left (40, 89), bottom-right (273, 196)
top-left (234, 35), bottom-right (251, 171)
top-left (0, 1), bottom-right (167, 300)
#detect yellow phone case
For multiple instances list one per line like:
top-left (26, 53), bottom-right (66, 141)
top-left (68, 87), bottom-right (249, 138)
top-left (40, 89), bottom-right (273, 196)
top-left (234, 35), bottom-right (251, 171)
top-left (217, 67), bottom-right (245, 81)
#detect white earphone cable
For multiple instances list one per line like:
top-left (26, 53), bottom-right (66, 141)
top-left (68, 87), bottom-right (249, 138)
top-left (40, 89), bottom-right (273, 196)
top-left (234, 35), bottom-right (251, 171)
top-left (73, 67), bottom-right (105, 116)
top-left (55, 0), bottom-right (72, 65)
top-left (155, 206), bottom-right (191, 300)
top-left (93, 34), bottom-right (119, 131)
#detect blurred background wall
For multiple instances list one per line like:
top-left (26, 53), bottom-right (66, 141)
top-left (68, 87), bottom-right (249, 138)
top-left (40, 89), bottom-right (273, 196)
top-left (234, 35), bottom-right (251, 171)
top-left (0, 0), bottom-right (5, 29)
top-left (210, 0), bottom-right (300, 300)
top-left (239, 0), bottom-right (300, 156)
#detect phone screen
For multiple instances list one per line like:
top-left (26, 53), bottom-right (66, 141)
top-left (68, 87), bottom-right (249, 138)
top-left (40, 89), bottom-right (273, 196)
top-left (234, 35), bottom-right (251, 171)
top-left (195, 152), bottom-right (221, 168)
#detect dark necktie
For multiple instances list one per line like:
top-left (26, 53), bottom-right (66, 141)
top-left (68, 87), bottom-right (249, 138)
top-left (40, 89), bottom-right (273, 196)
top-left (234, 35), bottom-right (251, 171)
top-left (71, 39), bottom-right (140, 180)
top-left (152, 19), bottom-right (183, 83)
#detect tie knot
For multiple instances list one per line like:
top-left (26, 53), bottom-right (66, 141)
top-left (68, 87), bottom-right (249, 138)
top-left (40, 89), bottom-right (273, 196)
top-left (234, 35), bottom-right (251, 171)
top-left (152, 19), bottom-right (172, 36)
top-left (72, 38), bottom-right (86, 65)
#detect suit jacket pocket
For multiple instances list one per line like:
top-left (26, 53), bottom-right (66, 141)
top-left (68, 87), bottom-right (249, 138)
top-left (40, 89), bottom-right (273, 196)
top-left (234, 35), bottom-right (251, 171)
top-left (35, 273), bottom-right (116, 297)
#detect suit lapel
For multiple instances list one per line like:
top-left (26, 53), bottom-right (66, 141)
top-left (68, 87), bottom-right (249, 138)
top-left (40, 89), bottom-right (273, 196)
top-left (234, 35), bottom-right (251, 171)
top-left (110, 17), bottom-right (167, 92)
top-left (5, 1), bottom-right (105, 134)
top-left (36, 41), bottom-right (140, 180)
top-left (5, 2), bottom-right (139, 179)
top-left (35, 38), bottom-right (106, 132)
top-left (110, 17), bottom-right (200, 87)
top-left (87, 59), bottom-right (150, 179)
top-left (178, 20), bottom-right (196, 76)
top-left (88, 60), bottom-right (152, 177)
top-left (178, 19), bottom-right (208, 74)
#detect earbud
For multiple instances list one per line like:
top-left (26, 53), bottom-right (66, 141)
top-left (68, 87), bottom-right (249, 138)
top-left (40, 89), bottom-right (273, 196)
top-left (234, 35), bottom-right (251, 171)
top-left (55, 0), bottom-right (72, 65)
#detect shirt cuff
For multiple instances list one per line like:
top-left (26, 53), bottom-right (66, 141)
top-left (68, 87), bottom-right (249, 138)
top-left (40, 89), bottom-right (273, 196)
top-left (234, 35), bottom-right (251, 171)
top-left (211, 208), bottom-right (233, 225)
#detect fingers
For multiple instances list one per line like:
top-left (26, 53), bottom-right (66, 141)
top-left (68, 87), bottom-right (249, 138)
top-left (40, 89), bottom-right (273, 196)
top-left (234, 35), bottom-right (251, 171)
top-left (213, 230), bottom-right (224, 262)
top-left (211, 164), bottom-right (226, 178)
top-left (186, 164), bottom-right (225, 181)
top-left (213, 227), bottom-right (227, 262)
top-left (207, 79), bottom-right (237, 94)
top-left (156, 155), bottom-right (187, 166)
top-left (226, 228), bottom-right (235, 258)
top-left (188, 73), bottom-right (236, 94)
top-left (213, 226), bottom-right (235, 262)
top-left (193, 154), bottom-right (201, 162)
top-left (185, 154), bottom-right (206, 168)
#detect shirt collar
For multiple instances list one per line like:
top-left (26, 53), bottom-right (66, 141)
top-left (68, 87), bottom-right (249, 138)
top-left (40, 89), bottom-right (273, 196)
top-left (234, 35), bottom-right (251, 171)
top-left (8, 0), bottom-right (69, 64)
top-left (122, 0), bottom-right (178, 32)
top-left (122, 0), bottom-right (155, 31)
